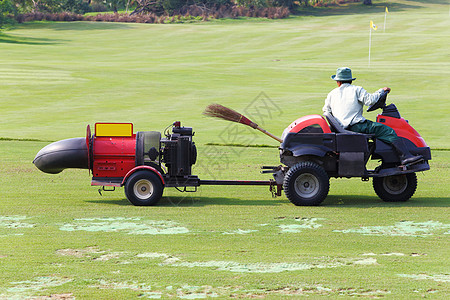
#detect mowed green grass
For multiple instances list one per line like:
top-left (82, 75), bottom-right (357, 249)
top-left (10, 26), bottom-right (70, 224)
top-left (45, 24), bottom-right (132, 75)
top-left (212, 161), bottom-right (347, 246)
top-left (0, 0), bottom-right (449, 147)
top-left (0, 0), bottom-right (449, 299)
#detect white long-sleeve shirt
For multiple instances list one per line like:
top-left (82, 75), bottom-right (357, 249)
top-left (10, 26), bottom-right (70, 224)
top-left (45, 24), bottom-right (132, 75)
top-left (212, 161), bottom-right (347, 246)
top-left (322, 83), bottom-right (384, 128)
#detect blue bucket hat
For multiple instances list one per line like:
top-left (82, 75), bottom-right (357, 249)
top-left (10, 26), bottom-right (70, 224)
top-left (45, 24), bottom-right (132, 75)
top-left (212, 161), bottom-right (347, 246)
top-left (331, 67), bottom-right (356, 81)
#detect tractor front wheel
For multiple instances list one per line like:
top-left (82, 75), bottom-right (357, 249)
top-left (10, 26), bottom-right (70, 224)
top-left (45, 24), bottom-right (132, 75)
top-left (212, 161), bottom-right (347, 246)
top-left (373, 173), bottom-right (417, 202)
top-left (124, 171), bottom-right (164, 206)
top-left (283, 161), bottom-right (330, 206)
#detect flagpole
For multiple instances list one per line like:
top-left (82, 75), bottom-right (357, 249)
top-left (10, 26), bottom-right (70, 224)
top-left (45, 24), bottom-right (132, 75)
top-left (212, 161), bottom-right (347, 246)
top-left (369, 23), bottom-right (372, 67)
top-left (384, 10), bottom-right (387, 33)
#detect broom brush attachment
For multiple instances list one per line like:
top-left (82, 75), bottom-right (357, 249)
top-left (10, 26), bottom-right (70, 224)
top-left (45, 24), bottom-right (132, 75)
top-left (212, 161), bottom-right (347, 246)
top-left (203, 104), bottom-right (283, 143)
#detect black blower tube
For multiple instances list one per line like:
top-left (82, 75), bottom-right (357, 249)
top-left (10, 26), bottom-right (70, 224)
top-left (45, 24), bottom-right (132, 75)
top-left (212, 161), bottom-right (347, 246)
top-left (33, 137), bottom-right (89, 174)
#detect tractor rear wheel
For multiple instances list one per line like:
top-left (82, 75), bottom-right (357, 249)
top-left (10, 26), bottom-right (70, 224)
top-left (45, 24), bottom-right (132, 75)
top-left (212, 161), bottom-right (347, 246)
top-left (124, 171), bottom-right (164, 206)
top-left (283, 161), bottom-right (329, 206)
top-left (373, 173), bottom-right (417, 202)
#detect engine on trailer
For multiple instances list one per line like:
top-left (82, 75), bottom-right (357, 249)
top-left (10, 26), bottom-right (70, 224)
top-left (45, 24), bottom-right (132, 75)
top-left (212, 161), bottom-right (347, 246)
top-left (161, 122), bottom-right (197, 177)
top-left (135, 121), bottom-right (197, 178)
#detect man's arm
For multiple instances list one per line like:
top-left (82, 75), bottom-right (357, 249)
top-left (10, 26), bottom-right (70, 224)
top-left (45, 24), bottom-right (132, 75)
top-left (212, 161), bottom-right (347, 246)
top-left (323, 94), bottom-right (332, 114)
top-left (358, 86), bottom-right (390, 107)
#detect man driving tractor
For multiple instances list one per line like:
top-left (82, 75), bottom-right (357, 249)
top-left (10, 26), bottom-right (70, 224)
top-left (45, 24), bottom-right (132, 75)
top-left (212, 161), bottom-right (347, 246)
top-left (323, 67), bottom-right (422, 165)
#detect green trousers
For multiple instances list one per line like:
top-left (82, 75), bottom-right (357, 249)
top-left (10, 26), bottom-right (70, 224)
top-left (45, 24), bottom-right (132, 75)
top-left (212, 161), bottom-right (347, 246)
top-left (347, 120), bottom-right (398, 144)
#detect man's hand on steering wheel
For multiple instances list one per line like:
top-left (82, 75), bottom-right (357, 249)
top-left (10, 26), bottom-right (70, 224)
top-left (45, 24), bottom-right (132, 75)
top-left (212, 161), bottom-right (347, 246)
top-left (367, 88), bottom-right (390, 112)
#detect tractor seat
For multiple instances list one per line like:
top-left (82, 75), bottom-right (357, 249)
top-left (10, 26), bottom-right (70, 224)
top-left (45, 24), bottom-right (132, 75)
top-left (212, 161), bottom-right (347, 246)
top-left (324, 112), bottom-right (357, 134)
top-left (323, 112), bottom-right (375, 138)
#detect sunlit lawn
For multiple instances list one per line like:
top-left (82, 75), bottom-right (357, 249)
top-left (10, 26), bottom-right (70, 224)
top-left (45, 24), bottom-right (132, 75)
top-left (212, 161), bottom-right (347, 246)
top-left (0, 0), bottom-right (449, 298)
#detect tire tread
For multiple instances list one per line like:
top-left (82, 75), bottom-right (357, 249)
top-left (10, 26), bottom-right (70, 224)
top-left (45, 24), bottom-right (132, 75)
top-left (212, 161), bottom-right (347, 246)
top-left (124, 170), bottom-right (164, 206)
top-left (373, 173), bottom-right (417, 202)
top-left (283, 161), bottom-right (329, 206)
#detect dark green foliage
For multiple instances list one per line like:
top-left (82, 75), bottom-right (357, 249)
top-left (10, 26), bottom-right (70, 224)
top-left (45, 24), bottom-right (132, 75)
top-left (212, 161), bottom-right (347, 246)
top-left (104, 0), bottom-right (127, 12)
top-left (90, 2), bottom-right (107, 12)
top-left (235, 0), bottom-right (297, 10)
top-left (235, 0), bottom-right (267, 8)
top-left (161, 0), bottom-right (185, 14)
top-left (308, 0), bottom-right (361, 8)
top-left (12, 0), bottom-right (65, 13)
top-left (61, 0), bottom-right (91, 14)
top-left (0, 0), bottom-right (15, 27)
top-left (271, 0), bottom-right (295, 9)
top-left (185, 0), bottom-right (232, 7)
top-left (11, 0), bottom-right (124, 14)
top-left (133, 0), bottom-right (234, 15)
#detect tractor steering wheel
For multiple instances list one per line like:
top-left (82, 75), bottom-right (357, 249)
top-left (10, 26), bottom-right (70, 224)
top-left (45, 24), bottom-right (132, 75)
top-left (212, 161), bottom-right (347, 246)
top-left (367, 90), bottom-right (389, 112)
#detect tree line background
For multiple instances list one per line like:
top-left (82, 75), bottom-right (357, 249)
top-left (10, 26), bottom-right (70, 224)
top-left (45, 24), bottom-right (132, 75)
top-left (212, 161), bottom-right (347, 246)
top-left (1, 0), bottom-right (370, 26)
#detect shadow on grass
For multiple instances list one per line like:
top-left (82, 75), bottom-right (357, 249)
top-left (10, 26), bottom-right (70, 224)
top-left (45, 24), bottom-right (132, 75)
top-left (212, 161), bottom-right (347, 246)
top-left (23, 21), bottom-right (134, 31)
top-left (0, 21), bottom-right (133, 45)
top-left (324, 195), bottom-right (449, 207)
top-left (86, 195), bottom-right (448, 207)
top-left (86, 198), bottom-right (132, 206)
top-left (294, 1), bottom-right (422, 17)
top-left (87, 196), bottom-right (284, 207)
top-left (0, 32), bottom-right (62, 45)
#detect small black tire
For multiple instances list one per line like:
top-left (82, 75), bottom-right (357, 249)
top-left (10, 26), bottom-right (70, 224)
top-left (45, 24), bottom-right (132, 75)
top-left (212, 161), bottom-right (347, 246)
top-left (124, 171), bottom-right (164, 206)
top-left (373, 173), bottom-right (417, 202)
top-left (283, 161), bottom-right (330, 206)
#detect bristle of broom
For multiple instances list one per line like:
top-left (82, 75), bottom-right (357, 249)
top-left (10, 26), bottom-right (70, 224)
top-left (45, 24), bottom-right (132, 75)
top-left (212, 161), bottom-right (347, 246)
top-left (203, 103), bottom-right (282, 143)
top-left (203, 104), bottom-right (243, 123)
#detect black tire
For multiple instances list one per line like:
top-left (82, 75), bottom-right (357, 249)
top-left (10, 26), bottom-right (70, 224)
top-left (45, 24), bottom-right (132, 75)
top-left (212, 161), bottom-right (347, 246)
top-left (124, 171), bottom-right (164, 206)
top-left (283, 161), bottom-right (330, 206)
top-left (373, 173), bottom-right (417, 202)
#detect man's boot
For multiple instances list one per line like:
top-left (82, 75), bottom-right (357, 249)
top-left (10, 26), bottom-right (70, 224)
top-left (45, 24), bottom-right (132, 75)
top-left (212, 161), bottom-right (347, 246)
top-left (391, 139), bottom-right (423, 165)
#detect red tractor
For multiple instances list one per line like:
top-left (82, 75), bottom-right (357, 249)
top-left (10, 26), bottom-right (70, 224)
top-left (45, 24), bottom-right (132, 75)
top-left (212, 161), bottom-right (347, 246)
top-left (34, 94), bottom-right (430, 206)
top-left (277, 92), bottom-right (430, 205)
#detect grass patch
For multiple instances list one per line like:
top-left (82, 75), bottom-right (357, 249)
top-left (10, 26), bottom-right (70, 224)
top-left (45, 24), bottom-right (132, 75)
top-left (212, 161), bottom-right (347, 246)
top-left (0, 0), bottom-right (449, 298)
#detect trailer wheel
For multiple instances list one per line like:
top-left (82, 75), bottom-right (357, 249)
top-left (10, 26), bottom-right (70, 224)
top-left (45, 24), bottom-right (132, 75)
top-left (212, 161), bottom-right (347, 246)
top-left (124, 171), bottom-right (164, 206)
top-left (283, 161), bottom-right (329, 206)
top-left (373, 173), bottom-right (417, 202)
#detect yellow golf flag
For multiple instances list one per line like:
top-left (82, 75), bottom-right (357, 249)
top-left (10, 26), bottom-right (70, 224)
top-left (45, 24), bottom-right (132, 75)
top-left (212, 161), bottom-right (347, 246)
top-left (385, 7), bottom-right (389, 13)
top-left (370, 20), bottom-right (378, 30)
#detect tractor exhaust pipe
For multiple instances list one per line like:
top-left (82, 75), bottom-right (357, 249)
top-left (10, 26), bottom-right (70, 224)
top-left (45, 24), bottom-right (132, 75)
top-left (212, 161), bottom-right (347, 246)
top-left (33, 137), bottom-right (89, 174)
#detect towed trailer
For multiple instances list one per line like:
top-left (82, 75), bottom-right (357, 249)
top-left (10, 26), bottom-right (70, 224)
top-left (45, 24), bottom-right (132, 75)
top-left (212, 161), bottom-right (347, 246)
top-left (34, 121), bottom-right (282, 206)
